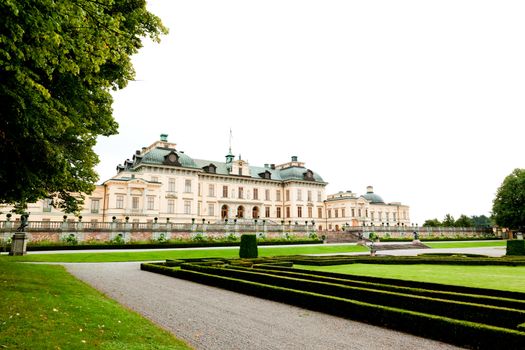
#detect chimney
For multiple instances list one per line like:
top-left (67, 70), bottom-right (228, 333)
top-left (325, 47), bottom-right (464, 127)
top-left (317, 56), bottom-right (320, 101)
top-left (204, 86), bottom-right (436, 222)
top-left (367, 186), bottom-right (374, 193)
top-left (160, 134), bottom-right (168, 142)
top-left (291, 156), bottom-right (298, 162)
top-left (270, 164), bottom-right (276, 170)
top-left (264, 164), bottom-right (269, 168)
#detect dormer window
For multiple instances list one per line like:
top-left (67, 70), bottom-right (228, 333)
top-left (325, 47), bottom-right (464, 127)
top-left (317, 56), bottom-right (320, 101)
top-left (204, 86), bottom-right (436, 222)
top-left (258, 170), bottom-right (272, 180)
top-left (303, 169), bottom-right (314, 181)
top-left (163, 151), bottom-right (181, 166)
top-left (203, 163), bottom-right (217, 173)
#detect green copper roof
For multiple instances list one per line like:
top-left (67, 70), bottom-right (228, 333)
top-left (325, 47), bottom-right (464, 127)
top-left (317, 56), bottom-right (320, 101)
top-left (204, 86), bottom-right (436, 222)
top-left (279, 166), bottom-right (324, 182)
top-left (362, 191), bottom-right (385, 204)
top-left (131, 145), bottom-right (324, 183)
top-left (140, 148), bottom-right (197, 168)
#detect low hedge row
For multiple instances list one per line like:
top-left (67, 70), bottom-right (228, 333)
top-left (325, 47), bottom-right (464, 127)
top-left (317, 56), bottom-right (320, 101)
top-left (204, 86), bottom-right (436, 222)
top-left (182, 264), bottom-right (525, 329)
top-left (284, 255), bottom-right (525, 266)
top-left (15, 239), bottom-right (322, 251)
top-left (234, 265), bottom-right (525, 311)
top-left (255, 264), bottom-right (525, 300)
top-left (141, 263), bottom-right (525, 349)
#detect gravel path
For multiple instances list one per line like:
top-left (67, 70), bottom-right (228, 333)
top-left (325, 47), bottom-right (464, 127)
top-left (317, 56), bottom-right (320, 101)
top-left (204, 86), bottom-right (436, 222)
top-left (65, 262), bottom-right (463, 350)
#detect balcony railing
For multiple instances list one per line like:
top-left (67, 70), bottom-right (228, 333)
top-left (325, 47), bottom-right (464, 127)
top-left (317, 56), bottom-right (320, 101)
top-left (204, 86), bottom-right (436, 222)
top-left (0, 220), bottom-right (314, 233)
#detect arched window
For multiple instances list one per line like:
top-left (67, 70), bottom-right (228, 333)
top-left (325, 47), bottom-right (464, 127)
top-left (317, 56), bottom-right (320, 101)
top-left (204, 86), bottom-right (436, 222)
top-left (221, 205), bottom-right (229, 219)
top-left (237, 206), bottom-right (245, 219)
top-left (252, 206), bottom-right (260, 219)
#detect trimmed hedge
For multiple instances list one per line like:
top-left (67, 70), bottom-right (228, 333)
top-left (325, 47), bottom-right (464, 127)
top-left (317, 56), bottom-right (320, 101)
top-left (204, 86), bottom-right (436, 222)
top-left (255, 264), bottom-right (525, 300)
top-left (282, 254), bottom-right (525, 266)
top-left (141, 263), bottom-right (525, 349)
top-left (239, 234), bottom-right (258, 258)
top-left (15, 238), bottom-right (322, 252)
top-left (507, 240), bottom-right (525, 256)
top-left (239, 266), bottom-right (525, 311)
top-left (182, 264), bottom-right (525, 329)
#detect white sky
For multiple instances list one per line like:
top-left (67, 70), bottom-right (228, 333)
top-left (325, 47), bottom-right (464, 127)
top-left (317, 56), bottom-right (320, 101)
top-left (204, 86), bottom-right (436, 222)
top-left (94, 0), bottom-right (525, 224)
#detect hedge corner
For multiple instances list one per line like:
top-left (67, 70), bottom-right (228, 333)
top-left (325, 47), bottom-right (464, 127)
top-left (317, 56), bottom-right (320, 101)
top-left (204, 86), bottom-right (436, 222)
top-left (240, 234), bottom-right (258, 259)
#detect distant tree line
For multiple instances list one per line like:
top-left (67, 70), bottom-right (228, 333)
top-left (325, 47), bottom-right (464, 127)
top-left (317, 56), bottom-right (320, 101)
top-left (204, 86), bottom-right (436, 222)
top-left (423, 214), bottom-right (492, 228)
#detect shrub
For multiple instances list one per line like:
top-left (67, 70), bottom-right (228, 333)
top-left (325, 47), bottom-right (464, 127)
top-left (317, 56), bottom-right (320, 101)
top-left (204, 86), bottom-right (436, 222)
top-left (62, 233), bottom-right (78, 245)
top-left (239, 234), bottom-right (258, 258)
top-left (507, 240), bottom-right (525, 256)
top-left (110, 233), bottom-right (125, 244)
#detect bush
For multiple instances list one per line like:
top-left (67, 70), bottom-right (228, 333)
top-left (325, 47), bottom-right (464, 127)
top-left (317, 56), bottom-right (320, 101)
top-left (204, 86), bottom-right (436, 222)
top-left (62, 234), bottom-right (78, 245)
top-left (507, 240), bottom-right (525, 256)
top-left (239, 234), bottom-right (258, 258)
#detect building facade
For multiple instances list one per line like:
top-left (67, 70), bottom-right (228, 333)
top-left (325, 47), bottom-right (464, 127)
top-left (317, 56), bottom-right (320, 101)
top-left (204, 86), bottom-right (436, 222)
top-left (1, 135), bottom-right (409, 231)
top-left (324, 186), bottom-right (410, 230)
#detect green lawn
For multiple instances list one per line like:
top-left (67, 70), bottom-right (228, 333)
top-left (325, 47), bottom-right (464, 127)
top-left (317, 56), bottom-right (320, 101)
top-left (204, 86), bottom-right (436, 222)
top-left (0, 244), bottom-right (367, 263)
top-left (0, 261), bottom-right (190, 349)
top-left (296, 263), bottom-right (525, 293)
top-left (425, 240), bottom-right (505, 249)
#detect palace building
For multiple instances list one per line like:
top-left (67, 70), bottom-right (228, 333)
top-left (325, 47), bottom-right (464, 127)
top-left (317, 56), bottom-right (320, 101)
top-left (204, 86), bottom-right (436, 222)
top-left (3, 135), bottom-right (410, 230)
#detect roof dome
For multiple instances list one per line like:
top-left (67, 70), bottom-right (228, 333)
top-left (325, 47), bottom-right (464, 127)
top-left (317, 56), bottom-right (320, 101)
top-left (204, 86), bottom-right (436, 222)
top-left (362, 186), bottom-right (384, 204)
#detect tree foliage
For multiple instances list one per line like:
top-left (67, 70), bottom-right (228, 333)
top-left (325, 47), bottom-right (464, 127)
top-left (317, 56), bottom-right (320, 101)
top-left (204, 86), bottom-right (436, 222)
top-left (0, 0), bottom-right (166, 213)
top-left (423, 214), bottom-right (490, 228)
top-left (492, 168), bottom-right (525, 231)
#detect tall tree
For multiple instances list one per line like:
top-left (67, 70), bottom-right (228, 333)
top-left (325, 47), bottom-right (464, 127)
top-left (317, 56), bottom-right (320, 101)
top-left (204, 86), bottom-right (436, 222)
top-left (492, 168), bottom-right (525, 231)
top-left (423, 218), bottom-right (441, 227)
top-left (454, 214), bottom-right (474, 227)
top-left (471, 215), bottom-right (492, 227)
top-left (442, 214), bottom-right (456, 227)
top-left (0, 0), bottom-right (166, 213)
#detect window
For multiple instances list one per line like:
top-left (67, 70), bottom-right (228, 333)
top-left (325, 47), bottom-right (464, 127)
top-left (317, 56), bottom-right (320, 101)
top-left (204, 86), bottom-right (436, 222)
top-left (371, 211), bottom-right (375, 221)
top-left (198, 183), bottom-right (201, 196)
top-left (308, 207), bottom-right (312, 218)
top-left (132, 197), bottom-right (139, 210)
top-left (378, 211), bottom-right (382, 220)
top-left (265, 189), bottom-right (270, 201)
top-left (351, 208), bottom-right (355, 217)
top-left (342, 208), bottom-right (345, 217)
top-left (116, 195), bottom-right (124, 209)
top-left (91, 199), bottom-right (100, 213)
top-left (276, 207), bottom-right (282, 218)
top-left (318, 207), bottom-right (323, 218)
top-left (276, 190), bottom-right (281, 201)
top-left (168, 178), bottom-right (176, 192)
top-left (328, 209), bottom-right (331, 218)
top-left (286, 190), bottom-right (290, 201)
top-left (393, 212), bottom-right (397, 221)
top-left (297, 190), bottom-right (302, 201)
top-left (184, 201), bottom-right (191, 215)
top-left (184, 179), bottom-right (192, 193)
top-left (297, 206), bottom-right (302, 218)
top-left (208, 204), bottom-right (215, 216)
top-left (167, 200), bottom-right (175, 214)
top-left (358, 208), bottom-right (362, 217)
top-left (265, 207), bottom-right (270, 218)
top-left (335, 209), bottom-right (338, 218)
top-left (208, 184), bottom-right (215, 197)
top-left (366, 209), bottom-right (369, 218)
top-left (147, 196), bottom-right (155, 210)
top-left (238, 168), bottom-right (242, 176)
top-left (317, 191), bottom-right (322, 202)
top-left (286, 207), bottom-right (290, 218)
top-left (253, 188), bottom-right (258, 200)
top-left (307, 191), bottom-right (312, 202)
top-left (386, 212), bottom-right (390, 221)
top-left (43, 198), bottom-right (52, 212)
top-left (238, 187), bottom-right (244, 199)
top-left (223, 185), bottom-right (228, 198)
top-left (151, 176), bottom-right (159, 182)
